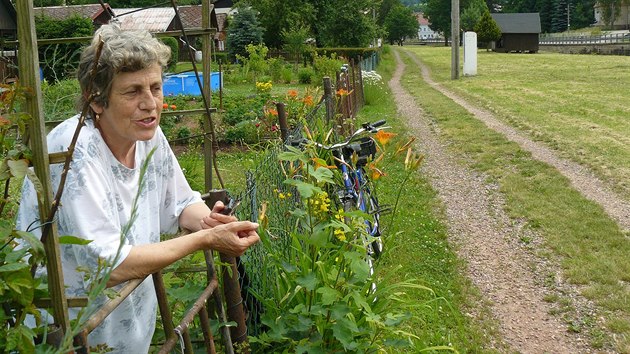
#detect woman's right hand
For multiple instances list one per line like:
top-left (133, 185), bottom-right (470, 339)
top-left (205, 221), bottom-right (260, 256)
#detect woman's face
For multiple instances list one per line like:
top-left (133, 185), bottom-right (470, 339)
top-left (92, 63), bottom-right (163, 152)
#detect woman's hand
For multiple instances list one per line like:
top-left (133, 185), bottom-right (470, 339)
top-left (200, 201), bottom-right (237, 229)
top-left (204, 221), bottom-right (260, 257)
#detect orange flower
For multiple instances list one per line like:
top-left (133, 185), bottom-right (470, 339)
top-left (0, 116), bottom-right (9, 127)
top-left (336, 89), bottom-right (349, 96)
top-left (287, 89), bottom-right (298, 98)
top-left (170, 104), bottom-right (177, 110)
top-left (303, 95), bottom-right (314, 106)
top-left (269, 108), bottom-right (278, 116)
top-left (162, 103), bottom-right (168, 109)
top-left (374, 130), bottom-right (396, 145)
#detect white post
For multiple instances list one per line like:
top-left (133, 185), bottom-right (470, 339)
top-left (463, 32), bottom-right (478, 76)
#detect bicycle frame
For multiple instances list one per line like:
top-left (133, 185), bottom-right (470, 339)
top-left (337, 154), bottom-right (380, 239)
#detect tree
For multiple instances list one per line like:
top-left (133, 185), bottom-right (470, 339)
top-left (312, 0), bottom-right (378, 47)
top-left (474, 10), bottom-right (502, 49)
top-left (226, 5), bottom-right (264, 61)
top-left (551, 0), bottom-right (569, 32)
top-left (384, 5), bottom-right (420, 45)
top-left (282, 25), bottom-right (311, 65)
top-left (598, 0), bottom-right (622, 28)
top-left (247, 0), bottom-right (315, 49)
top-left (425, 0), bottom-right (452, 43)
top-left (461, 0), bottom-right (489, 31)
top-left (378, 0), bottom-right (402, 25)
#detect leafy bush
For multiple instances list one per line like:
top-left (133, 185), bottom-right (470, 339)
top-left (249, 140), bottom-right (426, 352)
top-left (224, 120), bottom-right (259, 144)
top-left (222, 94), bottom-right (267, 126)
top-left (280, 66), bottom-right (293, 84)
top-left (312, 52), bottom-right (344, 85)
top-left (35, 15), bottom-right (93, 82)
top-left (160, 37), bottom-right (179, 71)
top-left (42, 79), bottom-right (80, 121)
top-left (297, 67), bottom-right (315, 84)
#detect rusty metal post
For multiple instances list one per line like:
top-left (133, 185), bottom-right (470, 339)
top-left (276, 102), bottom-right (288, 142)
top-left (153, 272), bottom-right (176, 344)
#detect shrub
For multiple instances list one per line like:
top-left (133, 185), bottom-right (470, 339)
top-left (280, 66), bottom-right (293, 84)
top-left (297, 67), bottom-right (315, 84)
top-left (160, 37), bottom-right (179, 71)
top-left (312, 52), bottom-right (344, 84)
top-left (223, 94), bottom-right (267, 126)
top-left (42, 78), bottom-right (81, 121)
top-left (225, 120), bottom-right (259, 144)
top-left (35, 14), bottom-right (93, 82)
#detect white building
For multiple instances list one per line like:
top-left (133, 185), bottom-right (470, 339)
top-left (415, 12), bottom-right (440, 40)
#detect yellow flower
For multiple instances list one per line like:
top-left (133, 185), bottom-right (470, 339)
top-left (334, 229), bottom-right (346, 242)
top-left (278, 193), bottom-right (286, 199)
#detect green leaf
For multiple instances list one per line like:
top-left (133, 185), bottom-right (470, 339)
top-left (58, 235), bottom-right (93, 246)
top-left (308, 166), bottom-right (334, 184)
top-left (0, 262), bottom-right (28, 273)
top-left (296, 272), bottom-right (318, 291)
top-left (306, 226), bottom-right (329, 248)
top-left (278, 145), bottom-right (306, 162)
top-left (316, 286), bottom-right (340, 305)
top-left (332, 317), bottom-right (359, 349)
top-left (0, 160), bottom-right (9, 180)
top-left (344, 251), bottom-right (370, 281)
top-left (284, 179), bottom-right (322, 199)
top-left (26, 168), bottom-right (45, 208)
top-left (13, 230), bottom-right (44, 258)
top-left (7, 159), bottom-right (29, 179)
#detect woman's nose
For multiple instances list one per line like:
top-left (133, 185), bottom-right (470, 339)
top-left (139, 90), bottom-right (157, 110)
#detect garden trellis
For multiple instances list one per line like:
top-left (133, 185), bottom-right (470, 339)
top-left (11, 1), bottom-right (247, 352)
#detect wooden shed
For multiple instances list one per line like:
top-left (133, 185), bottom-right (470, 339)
top-left (0, 0), bottom-right (17, 82)
top-left (491, 13), bottom-right (541, 53)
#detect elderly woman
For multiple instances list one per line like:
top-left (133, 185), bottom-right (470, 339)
top-left (16, 24), bottom-right (259, 352)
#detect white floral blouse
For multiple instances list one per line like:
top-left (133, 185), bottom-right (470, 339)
top-left (17, 115), bottom-right (202, 353)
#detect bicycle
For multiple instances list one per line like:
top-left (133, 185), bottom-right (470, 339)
top-left (288, 120), bottom-right (389, 273)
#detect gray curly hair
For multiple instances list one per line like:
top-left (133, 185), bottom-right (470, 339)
top-left (77, 23), bottom-right (171, 111)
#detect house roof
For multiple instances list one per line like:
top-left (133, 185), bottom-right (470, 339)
top-left (491, 13), bottom-right (541, 34)
top-left (112, 8), bottom-right (176, 32)
top-left (177, 5), bottom-right (218, 30)
top-left (212, 0), bottom-right (233, 9)
top-left (415, 12), bottom-right (430, 26)
top-left (33, 3), bottom-right (114, 21)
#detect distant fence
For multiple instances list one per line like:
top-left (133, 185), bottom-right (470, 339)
top-left (540, 32), bottom-right (630, 44)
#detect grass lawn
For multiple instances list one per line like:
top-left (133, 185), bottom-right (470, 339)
top-left (398, 46), bottom-right (630, 352)
top-left (410, 47), bottom-right (630, 201)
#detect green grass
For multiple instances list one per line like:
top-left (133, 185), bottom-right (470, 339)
top-left (410, 47), bottom-right (630, 201)
top-left (398, 46), bottom-right (630, 352)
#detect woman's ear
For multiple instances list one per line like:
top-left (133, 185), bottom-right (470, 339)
top-left (90, 102), bottom-right (104, 115)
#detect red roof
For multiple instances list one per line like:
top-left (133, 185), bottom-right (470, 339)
top-left (415, 12), bottom-right (430, 26)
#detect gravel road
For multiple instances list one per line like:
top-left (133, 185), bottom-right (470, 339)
top-left (387, 48), bottom-right (616, 353)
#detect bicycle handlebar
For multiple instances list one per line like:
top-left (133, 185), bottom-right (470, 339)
top-left (295, 120), bottom-right (388, 151)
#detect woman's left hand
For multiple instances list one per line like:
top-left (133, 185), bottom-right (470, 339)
top-left (200, 201), bottom-right (237, 229)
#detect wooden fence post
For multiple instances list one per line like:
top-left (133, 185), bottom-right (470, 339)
top-left (323, 77), bottom-right (334, 124)
top-left (276, 102), bottom-right (288, 142)
top-left (16, 0), bottom-right (71, 338)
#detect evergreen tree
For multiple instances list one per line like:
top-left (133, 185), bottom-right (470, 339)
top-left (461, 0), bottom-right (489, 31)
top-left (551, 0), bottom-right (569, 32)
top-left (474, 10), bottom-right (502, 49)
top-left (226, 5), bottom-right (264, 61)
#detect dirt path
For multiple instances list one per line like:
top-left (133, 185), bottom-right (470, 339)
top-left (388, 48), bottom-right (595, 353)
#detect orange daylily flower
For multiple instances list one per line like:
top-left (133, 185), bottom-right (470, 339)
top-left (287, 89), bottom-right (298, 98)
top-left (374, 130), bottom-right (396, 145)
top-left (336, 89), bottom-right (349, 96)
top-left (268, 108), bottom-right (278, 116)
top-left (311, 157), bottom-right (337, 170)
top-left (170, 104), bottom-right (177, 110)
top-left (162, 103), bottom-right (169, 109)
top-left (0, 116), bottom-right (10, 127)
top-left (303, 95), bottom-right (314, 106)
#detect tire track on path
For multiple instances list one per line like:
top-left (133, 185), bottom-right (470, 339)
top-left (405, 49), bottom-right (630, 232)
top-left (389, 48), bottom-right (590, 353)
